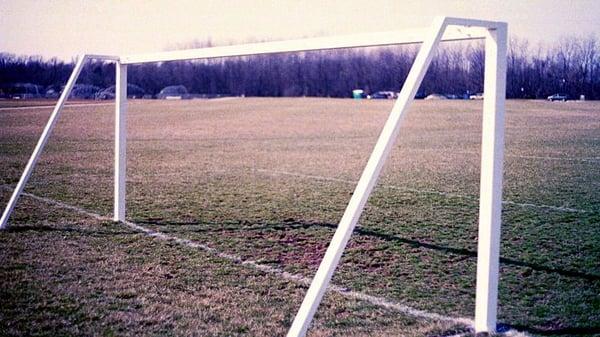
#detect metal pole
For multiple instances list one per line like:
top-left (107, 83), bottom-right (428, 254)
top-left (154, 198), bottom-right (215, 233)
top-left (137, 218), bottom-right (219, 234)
top-left (474, 23), bottom-right (507, 333)
top-left (0, 55), bottom-right (87, 229)
top-left (120, 25), bottom-right (489, 64)
top-left (114, 62), bottom-right (127, 222)
top-left (286, 17), bottom-right (449, 337)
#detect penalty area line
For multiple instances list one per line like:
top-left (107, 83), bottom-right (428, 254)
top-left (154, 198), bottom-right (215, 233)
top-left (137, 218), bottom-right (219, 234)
top-left (252, 168), bottom-right (587, 213)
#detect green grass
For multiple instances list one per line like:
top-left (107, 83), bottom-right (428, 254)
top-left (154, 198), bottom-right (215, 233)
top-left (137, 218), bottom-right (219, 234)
top-left (0, 98), bottom-right (599, 336)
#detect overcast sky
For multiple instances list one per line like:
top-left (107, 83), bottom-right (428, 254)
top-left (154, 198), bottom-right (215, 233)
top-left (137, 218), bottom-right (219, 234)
top-left (1, 0), bottom-right (599, 60)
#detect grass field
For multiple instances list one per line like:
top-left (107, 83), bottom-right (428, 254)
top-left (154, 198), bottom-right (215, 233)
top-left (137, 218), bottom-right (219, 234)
top-left (0, 98), bottom-right (598, 336)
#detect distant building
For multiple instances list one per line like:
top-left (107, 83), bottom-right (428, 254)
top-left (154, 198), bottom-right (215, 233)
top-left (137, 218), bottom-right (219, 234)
top-left (157, 85), bottom-right (190, 99)
top-left (2, 83), bottom-right (43, 99)
top-left (44, 87), bottom-right (60, 99)
top-left (69, 84), bottom-right (101, 99)
top-left (95, 84), bottom-right (146, 100)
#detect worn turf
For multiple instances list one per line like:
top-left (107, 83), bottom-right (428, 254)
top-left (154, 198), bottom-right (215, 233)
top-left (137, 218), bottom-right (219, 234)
top-left (0, 98), bottom-right (598, 336)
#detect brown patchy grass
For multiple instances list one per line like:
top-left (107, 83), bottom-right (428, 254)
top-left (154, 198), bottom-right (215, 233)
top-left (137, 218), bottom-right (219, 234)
top-left (1, 98), bottom-right (599, 336)
top-left (0, 191), bottom-right (466, 337)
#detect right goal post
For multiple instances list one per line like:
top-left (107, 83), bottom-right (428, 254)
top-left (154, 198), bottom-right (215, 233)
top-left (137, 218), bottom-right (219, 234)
top-left (286, 17), bottom-right (507, 337)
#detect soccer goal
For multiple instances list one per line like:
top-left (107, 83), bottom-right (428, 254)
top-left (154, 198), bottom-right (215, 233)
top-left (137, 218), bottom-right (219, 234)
top-left (0, 16), bottom-right (507, 337)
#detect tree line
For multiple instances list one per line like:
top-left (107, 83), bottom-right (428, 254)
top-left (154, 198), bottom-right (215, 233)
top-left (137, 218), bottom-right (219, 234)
top-left (1, 35), bottom-right (598, 99)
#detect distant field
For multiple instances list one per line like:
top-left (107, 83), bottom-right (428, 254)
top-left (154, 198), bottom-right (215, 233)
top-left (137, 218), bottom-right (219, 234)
top-left (0, 98), bottom-right (599, 337)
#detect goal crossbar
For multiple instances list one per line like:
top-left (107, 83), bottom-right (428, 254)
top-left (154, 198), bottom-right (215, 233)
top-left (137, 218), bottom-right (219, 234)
top-left (0, 16), bottom-right (507, 337)
top-left (120, 24), bottom-right (491, 64)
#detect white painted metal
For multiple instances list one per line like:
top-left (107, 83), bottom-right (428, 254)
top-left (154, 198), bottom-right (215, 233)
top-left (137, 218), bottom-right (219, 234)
top-left (286, 16), bottom-right (450, 337)
top-left (0, 55), bottom-right (87, 229)
top-left (444, 17), bottom-right (505, 29)
top-left (114, 62), bottom-right (127, 222)
top-left (0, 54), bottom-right (119, 229)
top-left (85, 54), bottom-right (121, 61)
top-left (121, 25), bottom-right (488, 64)
top-left (475, 23), bottom-right (508, 333)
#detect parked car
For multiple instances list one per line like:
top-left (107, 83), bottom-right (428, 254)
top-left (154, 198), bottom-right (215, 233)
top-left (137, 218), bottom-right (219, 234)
top-left (3, 83), bottom-right (43, 99)
top-left (469, 93), bottom-right (484, 100)
top-left (547, 93), bottom-right (568, 101)
top-left (371, 91), bottom-right (395, 99)
top-left (424, 94), bottom-right (447, 100)
top-left (414, 91), bottom-right (427, 99)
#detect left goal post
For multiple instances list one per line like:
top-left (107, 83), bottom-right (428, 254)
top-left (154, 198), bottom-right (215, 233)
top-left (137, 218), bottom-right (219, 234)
top-left (114, 62), bottom-right (127, 222)
top-left (0, 54), bottom-right (120, 229)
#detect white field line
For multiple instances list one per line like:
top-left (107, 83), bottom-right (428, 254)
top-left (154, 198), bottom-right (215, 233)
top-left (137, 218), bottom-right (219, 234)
top-left (506, 154), bottom-right (600, 163)
top-left (202, 97), bottom-right (241, 102)
top-left (404, 149), bottom-right (600, 163)
top-left (14, 166), bottom-right (583, 213)
top-left (0, 103), bottom-right (116, 111)
top-left (0, 99), bottom-right (240, 111)
top-left (0, 186), bottom-right (472, 328)
top-left (1, 164), bottom-right (584, 213)
top-left (252, 168), bottom-right (587, 213)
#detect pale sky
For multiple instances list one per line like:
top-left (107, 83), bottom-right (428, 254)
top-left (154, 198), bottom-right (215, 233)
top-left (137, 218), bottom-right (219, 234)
top-left (1, 0), bottom-right (599, 60)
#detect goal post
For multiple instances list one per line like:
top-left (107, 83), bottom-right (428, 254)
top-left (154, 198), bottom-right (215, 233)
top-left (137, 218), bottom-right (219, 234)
top-left (114, 62), bottom-right (127, 222)
top-left (286, 17), bottom-right (507, 337)
top-left (0, 54), bottom-right (121, 230)
top-left (0, 16), bottom-right (507, 337)
top-left (475, 23), bottom-right (507, 333)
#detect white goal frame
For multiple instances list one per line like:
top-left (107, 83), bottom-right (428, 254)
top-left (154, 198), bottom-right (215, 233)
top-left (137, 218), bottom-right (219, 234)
top-left (0, 16), bottom-right (507, 337)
